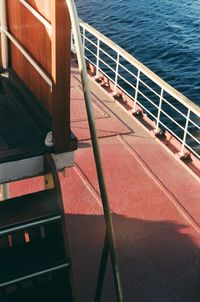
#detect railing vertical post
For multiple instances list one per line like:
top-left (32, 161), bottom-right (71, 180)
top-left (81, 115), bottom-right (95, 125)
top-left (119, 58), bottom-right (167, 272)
top-left (156, 88), bottom-right (164, 132)
top-left (71, 29), bottom-right (76, 54)
top-left (133, 69), bottom-right (140, 112)
top-left (114, 53), bottom-right (120, 94)
top-left (82, 27), bottom-right (85, 56)
top-left (0, 0), bottom-right (9, 68)
top-left (96, 37), bottom-right (100, 77)
top-left (180, 109), bottom-right (190, 157)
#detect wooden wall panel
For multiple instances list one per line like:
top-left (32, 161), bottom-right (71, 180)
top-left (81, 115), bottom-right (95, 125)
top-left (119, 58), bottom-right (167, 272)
top-left (11, 44), bottom-right (52, 111)
top-left (7, 0), bottom-right (51, 75)
top-left (6, 0), bottom-right (73, 152)
top-left (27, 0), bottom-right (53, 22)
top-left (7, 0), bottom-right (52, 112)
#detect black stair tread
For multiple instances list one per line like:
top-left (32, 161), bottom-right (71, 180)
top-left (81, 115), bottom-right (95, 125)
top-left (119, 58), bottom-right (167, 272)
top-left (0, 236), bottom-right (68, 285)
top-left (0, 190), bottom-right (59, 233)
top-left (0, 270), bottom-right (72, 302)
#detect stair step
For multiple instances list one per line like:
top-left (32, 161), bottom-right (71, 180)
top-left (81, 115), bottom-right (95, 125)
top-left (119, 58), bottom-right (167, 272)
top-left (0, 234), bottom-right (69, 286)
top-left (0, 190), bottom-right (60, 235)
top-left (0, 270), bottom-right (72, 302)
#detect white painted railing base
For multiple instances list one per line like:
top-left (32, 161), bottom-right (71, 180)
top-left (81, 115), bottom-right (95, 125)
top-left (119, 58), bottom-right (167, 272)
top-left (0, 152), bottom-right (74, 184)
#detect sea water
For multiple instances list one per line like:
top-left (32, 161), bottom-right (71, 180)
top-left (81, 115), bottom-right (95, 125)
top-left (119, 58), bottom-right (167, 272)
top-left (75, 0), bottom-right (200, 105)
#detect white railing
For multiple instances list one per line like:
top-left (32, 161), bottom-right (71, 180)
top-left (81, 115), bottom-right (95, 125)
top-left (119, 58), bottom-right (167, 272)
top-left (77, 20), bottom-right (200, 159)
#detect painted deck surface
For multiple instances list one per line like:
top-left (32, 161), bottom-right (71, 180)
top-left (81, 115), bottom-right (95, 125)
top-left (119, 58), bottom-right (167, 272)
top-left (11, 62), bottom-right (200, 302)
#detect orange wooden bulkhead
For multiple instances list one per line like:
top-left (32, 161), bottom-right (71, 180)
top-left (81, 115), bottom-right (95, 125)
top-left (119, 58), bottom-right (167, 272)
top-left (0, 0), bottom-right (75, 153)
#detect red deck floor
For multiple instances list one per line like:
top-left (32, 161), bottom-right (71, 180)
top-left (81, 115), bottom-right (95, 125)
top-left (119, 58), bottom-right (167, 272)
top-left (11, 62), bottom-right (200, 301)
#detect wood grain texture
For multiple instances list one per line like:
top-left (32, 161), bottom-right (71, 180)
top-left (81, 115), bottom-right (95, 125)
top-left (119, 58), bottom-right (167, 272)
top-left (51, 1), bottom-right (71, 152)
top-left (27, 0), bottom-right (53, 23)
top-left (6, 0), bottom-right (74, 152)
top-left (11, 44), bottom-right (52, 113)
top-left (7, 0), bottom-right (52, 113)
top-left (7, 0), bottom-right (51, 75)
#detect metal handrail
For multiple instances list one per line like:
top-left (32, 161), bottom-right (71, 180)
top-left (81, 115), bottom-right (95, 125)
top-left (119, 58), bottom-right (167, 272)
top-left (77, 19), bottom-right (200, 159)
top-left (67, 1), bottom-right (124, 301)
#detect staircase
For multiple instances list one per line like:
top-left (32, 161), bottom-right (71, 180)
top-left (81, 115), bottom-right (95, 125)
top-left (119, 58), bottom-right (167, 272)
top-left (0, 154), bottom-right (76, 301)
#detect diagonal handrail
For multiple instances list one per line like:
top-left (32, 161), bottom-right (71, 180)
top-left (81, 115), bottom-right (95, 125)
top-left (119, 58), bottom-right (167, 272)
top-left (66, 0), bottom-right (124, 301)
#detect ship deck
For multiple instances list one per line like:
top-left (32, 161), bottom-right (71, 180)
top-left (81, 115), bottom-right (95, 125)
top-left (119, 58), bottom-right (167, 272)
top-left (10, 60), bottom-right (200, 302)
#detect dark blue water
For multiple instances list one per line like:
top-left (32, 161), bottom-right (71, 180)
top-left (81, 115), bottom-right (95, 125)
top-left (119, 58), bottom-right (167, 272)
top-left (75, 0), bottom-right (200, 105)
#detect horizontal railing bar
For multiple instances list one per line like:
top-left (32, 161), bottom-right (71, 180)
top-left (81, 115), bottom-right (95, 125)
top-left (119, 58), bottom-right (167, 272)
top-left (188, 118), bottom-right (200, 131)
top-left (111, 75), bottom-right (159, 116)
top-left (2, 29), bottom-right (52, 89)
top-left (133, 93), bottom-right (185, 137)
top-left (97, 65), bottom-right (136, 98)
top-left (81, 33), bottom-right (97, 47)
top-left (158, 119), bottom-right (183, 142)
top-left (162, 96), bottom-right (187, 118)
top-left (117, 73), bottom-right (137, 91)
top-left (138, 104), bottom-right (157, 120)
top-left (118, 61), bottom-right (138, 80)
top-left (139, 78), bottom-right (161, 98)
top-left (85, 46), bottom-right (116, 73)
top-left (186, 130), bottom-right (200, 144)
top-left (84, 45), bottom-right (97, 57)
top-left (98, 66), bottom-right (116, 84)
top-left (84, 55), bottom-right (95, 67)
top-left (116, 82), bottom-right (136, 101)
top-left (82, 33), bottom-right (115, 59)
top-left (99, 47), bottom-right (116, 62)
top-left (137, 90), bottom-right (159, 109)
top-left (184, 143), bottom-right (200, 159)
top-left (85, 46), bottom-right (119, 76)
top-left (159, 109), bottom-right (185, 130)
top-left (98, 57), bottom-right (116, 73)
top-left (19, 0), bottom-right (52, 32)
top-left (80, 20), bottom-right (200, 117)
top-left (132, 97), bottom-right (158, 120)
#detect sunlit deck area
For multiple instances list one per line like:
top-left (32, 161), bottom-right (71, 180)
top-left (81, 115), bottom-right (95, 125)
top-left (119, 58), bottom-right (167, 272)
top-left (9, 60), bottom-right (200, 301)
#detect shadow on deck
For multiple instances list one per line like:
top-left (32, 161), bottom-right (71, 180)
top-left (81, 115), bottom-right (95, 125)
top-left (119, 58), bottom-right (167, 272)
top-left (68, 213), bottom-right (200, 302)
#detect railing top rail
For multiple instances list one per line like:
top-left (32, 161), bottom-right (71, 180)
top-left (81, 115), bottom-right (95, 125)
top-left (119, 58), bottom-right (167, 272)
top-left (79, 19), bottom-right (200, 117)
